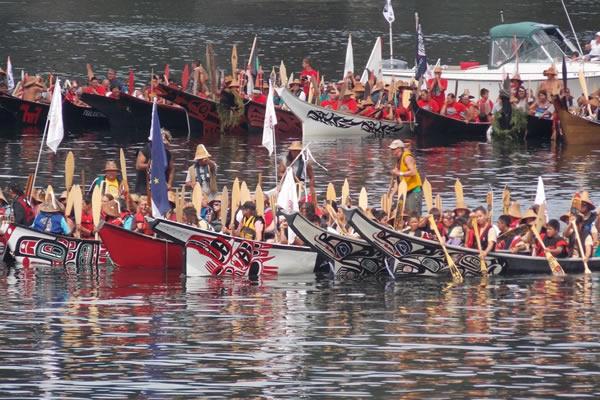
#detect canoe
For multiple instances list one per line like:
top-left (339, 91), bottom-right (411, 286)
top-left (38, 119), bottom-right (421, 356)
top-left (0, 93), bottom-right (109, 130)
top-left (554, 98), bottom-right (600, 145)
top-left (80, 92), bottom-right (200, 135)
top-left (98, 222), bottom-right (183, 270)
top-left (154, 84), bottom-right (302, 137)
top-left (1, 224), bottom-right (108, 267)
top-left (283, 212), bottom-right (392, 280)
top-left (278, 87), bottom-right (408, 138)
top-left (525, 114), bottom-right (553, 141)
top-left (346, 207), bottom-right (600, 276)
top-left (148, 217), bottom-right (317, 277)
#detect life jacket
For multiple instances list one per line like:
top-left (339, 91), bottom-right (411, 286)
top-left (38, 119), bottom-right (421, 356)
top-left (397, 150), bottom-right (422, 192)
top-left (537, 234), bottom-right (569, 258)
top-left (122, 214), bottom-right (135, 230)
top-left (16, 195), bottom-right (35, 225)
top-left (33, 212), bottom-right (65, 234)
top-left (90, 175), bottom-right (121, 198)
top-left (188, 163), bottom-right (217, 193)
top-left (466, 224), bottom-right (492, 250)
top-left (240, 215), bottom-right (256, 240)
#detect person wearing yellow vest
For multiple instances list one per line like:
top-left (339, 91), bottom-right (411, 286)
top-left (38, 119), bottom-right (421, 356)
top-left (89, 160), bottom-right (121, 198)
top-left (235, 201), bottom-right (264, 241)
top-left (389, 139), bottom-right (423, 215)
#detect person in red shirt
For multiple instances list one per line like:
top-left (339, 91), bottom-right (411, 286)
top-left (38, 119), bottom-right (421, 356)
top-left (441, 93), bottom-right (466, 120)
top-left (107, 85), bottom-right (121, 99)
top-left (417, 89), bottom-right (440, 113)
top-left (358, 97), bottom-right (378, 117)
top-left (102, 199), bottom-right (123, 227)
top-left (338, 90), bottom-right (358, 113)
top-left (301, 57), bottom-right (318, 96)
top-left (427, 65), bottom-right (448, 108)
top-left (134, 196), bottom-right (153, 235)
top-left (534, 219), bottom-right (568, 258)
top-left (320, 88), bottom-right (339, 110)
top-left (459, 91), bottom-right (478, 122)
top-left (83, 76), bottom-right (107, 96)
top-left (251, 89), bottom-right (267, 104)
top-left (78, 197), bottom-right (95, 239)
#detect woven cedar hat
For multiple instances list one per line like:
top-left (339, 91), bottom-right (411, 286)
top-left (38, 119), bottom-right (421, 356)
top-left (580, 191), bottom-right (595, 209)
top-left (519, 208), bottom-right (537, 223)
top-left (102, 200), bottom-right (120, 218)
top-left (507, 201), bottom-right (522, 219)
top-left (104, 160), bottom-right (119, 172)
top-left (288, 141), bottom-right (303, 151)
top-left (39, 192), bottom-right (62, 213)
top-left (543, 64), bottom-right (558, 76)
top-left (193, 144), bottom-right (211, 161)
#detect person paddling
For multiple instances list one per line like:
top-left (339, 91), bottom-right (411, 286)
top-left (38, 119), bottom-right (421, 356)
top-left (7, 183), bottom-right (34, 226)
top-left (389, 139), bottom-right (422, 215)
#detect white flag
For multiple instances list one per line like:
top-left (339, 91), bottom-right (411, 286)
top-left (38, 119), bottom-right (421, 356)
top-left (46, 79), bottom-right (64, 153)
top-left (343, 34), bottom-right (354, 80)
top-left (360, 37), bottom-right (383, 84)
top-left (262, 81), bottom-right (277, 155)
top-left (245, 67), bottom-right (254, 97)
top-left (383, 0), bottom-right (395, 24)
top-left (6, 57), bottom-right (14, 91)
top-left (534, 176), bottom-right (548, 222)
top-left (277, 167), bottom-right (299, 244)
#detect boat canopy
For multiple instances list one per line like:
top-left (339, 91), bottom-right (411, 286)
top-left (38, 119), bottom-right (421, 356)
top-left (488, 22), bottom-right (578, 69)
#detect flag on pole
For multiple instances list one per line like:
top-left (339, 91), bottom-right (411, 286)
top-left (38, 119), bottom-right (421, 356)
top-left (6, 56), bottom-right (14, 91)
top-left (415, 14), bottom-right (428, 80)
top-left (245, 66), bottom-right (254, 96)
top-left (534, 176), bottom-right (548, 222)
top-left (277, 167), bottom-right (299, 244)
top-left (149, 100), bottom-right (170, 217)
top-left (382, 0), bottom-right (395, 23)
top-left (46, 79), bottom-right (64, 153)
top-left (343, 34), bottom-right (354, 79)
top-left (360, 37), bottom-right (383, 84)
top-left (262, 80), bottom-right (277, 156)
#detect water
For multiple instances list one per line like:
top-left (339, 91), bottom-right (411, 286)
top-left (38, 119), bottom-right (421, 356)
top-left (2, 1), bottom-right (600, 397)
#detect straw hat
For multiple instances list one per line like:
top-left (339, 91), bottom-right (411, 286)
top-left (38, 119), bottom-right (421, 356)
top-left (362, 97), bottom-right (374, 106)
top-left (353, 82), bottom-right (365, 93)
top-left (102, 200), bottom-right (120, 218)
top-left (289, 79), bottom-right (302, 86)
top-left (459, 89), bottom-right (474, 100)
top-left (506, 201), bottom-right (522, 219)
top-left (288, 141), bottom-right (303, 151)
top-left (580, 191), bottom-right (595, 210)
top-left (39, 193), bottom-right (62, 213)
top-left (543, 65), bottom-right (558, 76)
top-left (193, 144), bottom-right (211, 161)
top-left (453, 200), bottom-right (470, 214)
top-left (559, 213), bottom-right (572, 224)
top-left (519, 208), bottom-right (537, 223)
top-left (104, 160), bottom-right (119, 172)
top-left (31, 188), bottom-right (46, 204)
top-left (433, 65), bottom-right (443, 73)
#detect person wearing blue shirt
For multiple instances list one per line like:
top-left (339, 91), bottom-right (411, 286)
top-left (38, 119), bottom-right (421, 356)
top-left (32, 198), bottom-right (71, 235)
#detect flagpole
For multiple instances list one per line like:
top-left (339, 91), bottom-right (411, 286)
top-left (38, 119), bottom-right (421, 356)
top-left (30, 115), bottom-right (51, 201)
top-left (389, 22), bottom-right (393, 64)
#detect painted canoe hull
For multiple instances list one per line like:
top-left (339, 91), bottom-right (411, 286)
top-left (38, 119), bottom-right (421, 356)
top-left (278, 87), bottom-right (407, 138)
top-left (555, 99), bottom-right (600, 145)
top-left (80, 93), bottom-right (200, 135)
top-left (0, 94), bottom-right (108, 129)
top-left (3, 224), bottom-right (108, 267)
top-left (149, 218), bottom-right (317, 277)
top-left (98, 223), bottom-right (183, 270)
top-left (283, 212), bottom-right (392, 280)
top-left (347, 208), bottom-right (600, 276)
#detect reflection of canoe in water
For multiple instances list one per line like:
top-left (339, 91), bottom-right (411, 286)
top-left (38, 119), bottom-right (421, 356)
top-left (149, 217), bottom-right (317, 277)
top-left (554, 98), bottom-right (600, 145)
top-left (155, 84), bottom-right (302, 137)
top-left (0, 93), bottom-right (108, 130)
top-left (80, 92), bottom-right (200, 135)
top-left (346, 207), bottom-right (600, 277)
top-left (279, 87), bottom-right (408, 138)
top-left (98, 223), bottom-right (183, 270)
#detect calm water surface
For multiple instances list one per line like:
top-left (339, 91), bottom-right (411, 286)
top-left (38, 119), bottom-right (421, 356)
top-left (1, 1), bottom-right (600, 398)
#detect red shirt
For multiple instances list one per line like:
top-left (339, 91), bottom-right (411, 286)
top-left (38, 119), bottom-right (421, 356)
top-left (417, 98), bottom-right (440, 113)
top-left (477, 98), bottom-right (494, 115)
top-left (427, 78), bottom-right (448, 107)
top-left (359, 106), bottom-right (378, 118)
top-left (321, 99), bottom-right (339, 110)
top-left (135, 212), bottom-right (153, 235)
top-left (80, 212), bottom-right (94, 238)
top-left (252, 94), bottom-right (267, 104)
top-left (395, 105), bottom-right (410, 121)
top-left (443, 101), bottom-right (467, 120)
top-left (339, 98), bottom-right (358, 113)
top-left (301, 68), bottom-right (318, 95)
top-left (84, 85), bottom-right (107, 96)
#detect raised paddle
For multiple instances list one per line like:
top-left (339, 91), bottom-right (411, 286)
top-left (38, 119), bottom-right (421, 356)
top-left (530, 227), bottom-right (565, 276)
top-left (91, 185), bottom-right (101, 240)
top-left (65, 186), bottom-right (75, 217)
top-left (279, 60), bottom-right (287, 86)
top-left (25, 174), bottom-right (33, 200)
top-left (486, 186), bottom-right (494, 223)
top-left (239, 181), bottom-right (251, 205)
top-left (221, 186), bottom-right (229, 228)
top-left (435, 194), bottom-right (442, 212)
top-left (428, 215), bottom-right (463, 283)
top-left (73, 185), bottom-right (83, 239)
top-left (65, 151), bottom-right (74, 192)
top-left (471, 217), bottom-right (489, 275)
top-left (502, 185), bottom-right (510, 214)
top-left (119, 148), bottom-right (128, 190)
top-left (394, 179), bottom-right (408, 230)
top-left (230, 178), bottom-right (241, 227)
top-left (192, 182), bottom-right (203, 217)
top-left (571, 219), bottom-right (592, 274)
top-left (578, 68), bottom-right (594, 117)
top-left (231, 44), bottom-right (238, 77)
top-left (255, 184), bottom-right (264, 217)
top-left (341, 179), bottom-right (350, 207)
top-left (534, 202), bottom-right (547, 234)
top-left (326, 183), bottom-right (336, 205)
top-left (454, 179), bottom-right (465, 209)
top-left (422, 178), bottom-right (433, 212)
top-left (358, 187), bottom-right (368, 212)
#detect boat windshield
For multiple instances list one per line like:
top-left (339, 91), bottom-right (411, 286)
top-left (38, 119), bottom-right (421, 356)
top-left (489, 29), bottom-right (570, 69)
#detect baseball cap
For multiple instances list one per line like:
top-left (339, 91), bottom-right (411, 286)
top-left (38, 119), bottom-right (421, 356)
top-left (388, 139), bottom-right (405, 149)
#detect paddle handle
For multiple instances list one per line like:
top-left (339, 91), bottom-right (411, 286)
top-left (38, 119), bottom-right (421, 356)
top-left (471, 218), bottom-right (489, 275)
top-left (530, 227), bottom-right (565, 276)
top-left (571, 220), bottom-right (591, 274)
top-left (428, 215), bottom-right (462, 282)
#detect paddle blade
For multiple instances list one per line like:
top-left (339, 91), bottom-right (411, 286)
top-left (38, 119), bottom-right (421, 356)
top-left (435, 194), bottom-right (442, 211)
top-left (192, 182), bottom-right (203, 216)
top-left (230, 178), bottom-right (240, 226)
top-left (422, 179), bottom-right (433, 212)
top-left (454, 178), bottom-right (464, 205)
top-left (119, 148), bottom-right (128, 187)
top-left (255, 184), bottom-right (264, 217)
top-left (341, 179), bottom-right (350, 206)
top-left (231, 44), bottom-right (238, 76)
top-left (530, 227), bottom-right (565, 276)
top-left (534, 202), bottom-right (546, 233)
top-left (175, 189), bottom-right (184, 223)
top-left (326, 183), bottom-right (336, 203)
top-left (239, 181), bottom-right (251, 205)
top-left (91, 185), bottom-right (101, 228)
top-left (502, 185), bottom-right (510, 214)
top-left (221, 186), bottom-right (229, 227)
top-left (401, 90), bottom-right (411, 108)
top-left (358, 187), bottom-right (368, 212)
top-left (486, 190), bottom-right (493, 212)
top-left (398, 179), bottom-right (408, 200)
top-left (279, 61), bottom-right (288, 86)
top-left (46, 185), bottom-right (54, 199)
top-left (65, 151), bottom-right (74, 191)
top-left (73, 185), bottom-right (83, 227)
top-left (65, 187), bottom-right (75, 217)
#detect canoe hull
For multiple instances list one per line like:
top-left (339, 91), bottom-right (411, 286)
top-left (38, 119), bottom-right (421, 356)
top-left (98, 223), bottom-right (183, 270)
top-left (555, 99), bottom-right (600, 145)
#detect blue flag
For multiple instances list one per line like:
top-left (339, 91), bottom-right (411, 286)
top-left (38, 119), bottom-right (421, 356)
top-left (149, 100), bottom-right (170, 217)
top-left (415, 20), bottom-right (428, 80)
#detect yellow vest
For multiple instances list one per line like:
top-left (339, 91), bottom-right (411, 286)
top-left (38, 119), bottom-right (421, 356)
top-left (105, 178), bottom-right (120, 198)
top-left (398, 150), bottom-right (422, 192)
top-left (240, 216), bottom-right (256, 240)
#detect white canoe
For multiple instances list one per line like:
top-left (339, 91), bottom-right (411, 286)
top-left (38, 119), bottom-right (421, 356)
top-left (277, 88), bottom-right (408, 138)
top-left (149, 218), bottom-right (317, 277)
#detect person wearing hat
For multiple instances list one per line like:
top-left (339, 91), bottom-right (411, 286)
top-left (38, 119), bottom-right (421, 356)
top-left (358, 96), bottom-right (378, 117)
top-left (417, 89), bottom-right (440, 113)
top-left (427, 65), bottom-right (448, 109)
top-left (509, 74), bottom-right (523, 97)
top-left (185, 144), bottom-right (218, 195)
top-left (338, 89), bottom-right (358, 113)
top-left (538, 64), bottom-right (563, 96)
top-left (577, 191), bottom-right (598, 243)
top-left (234, 201), bottom-right (264, 241)
top-left (89, 160), bottom-right (121, 198)
top-left (135, 128), bottom-right (174, 194)
top-left (441, 93), bottom-right (467, 120)
top-left (321, 87), bottom-right (339, 110)
top-left (101, 199), bottom-right (123, 227)
top-left (31, 193), bottom-right (70, 235)
top-left (389, 139), bottom-right (422, 216)
top-left (584, 32), bottom-right (600, 61)
top-left (289, 79), bottom-right (306, 101)
top-left (278, 141), bottom-right (315, 202)
top-left (6, 183), bottom-right (35, 226)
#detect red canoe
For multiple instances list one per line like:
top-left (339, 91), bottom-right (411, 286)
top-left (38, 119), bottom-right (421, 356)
top-left (99, 223), bottom-right (183, 270)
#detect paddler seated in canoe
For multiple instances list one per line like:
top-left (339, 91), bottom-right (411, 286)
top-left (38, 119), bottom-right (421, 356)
top-left (427, 65), bottom-right (448, 108)
top-left (358, 96), bottom-right (378, 118)
top-left (22, 76), bottom-right (46, 102)
top-left (107, 84), bottom-right (121, 99)
top-left (494, 215), bottom-right (519, 251)
top-left (402, 212), bottom-right (429, 238)
top-left (440, 211), bottom-right (464, 246)
top-left (353, 82), bottom-right (366, 102)
top-left (577, 95), bottom-right (599, 119)
top-left (233, 201), bottom-right (264, 241)
top-left (133, 195), bottom-right (153, 235)
top-left (441, 93), bottom-right (467, 120)
top-left (389, 139), bottom-right (422, 216)
top-left (563, 191), bottom-right (598, 245)
top-left (460, 91), bottom-right (479, 122)
top-left (529, 90), bottom-right (554, 120)
top-left (278, 141), bottom-right (316, 202)
top-left (289, 79), bottom-right (306, 101)
top-left (79, 196), bottom-right (95, 238)
top-left (7, 183), bottom-right (35, 226)
top-left (533, 219), bottom-right (569, 258)
top-left (417, 89), bottom-right (440, 113)
top-left (89, 160), bottom-right (121, 199)
top-left (102, 199), bottom-right (123, 227)
top-left (83, 76), bottom-right (107, 97)
top-left (185, 144), bottom-right (217, 195)
top-left (506, 208), bottom-right (538, 254)
top-left (31, 193), bottom-right (70, 235)
top-left (466, 207), bottom-right (497, 258)
top-left (338, 89), bottom-right (359, 114)
top-left (568, 214), bottom-right (595, 262)
top-left (206, 195), bottom-right (223, 233)
top-left (538, 64), bottom-right (563, 97)
top-left (321, 86), bottom-right (339, 110)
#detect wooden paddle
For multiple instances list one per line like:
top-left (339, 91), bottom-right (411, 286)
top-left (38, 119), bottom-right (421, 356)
top-left (175, 188), bottom-right (184, 223)
top-left (571, 219), bottom-right (591, 274)
top-left (119, 148), bottom-right (128, 190)
top-left (65, 151), bottom-right (74, 192)
top-left (25, 174), bottom-right (34, 200)
top-left (393, 179), bottom-right (408, 230)
top-left (534, 202), bottom-right (547, 234)
top-left (486, 187), bottom-right (493, 222)
top-left (192, 182), bottom-right (203, 217)
top-left (221, 186), bottom-right (229, 228)
top-left (255, 184), bottom-right (264, 217)
top-left (502, 185), bottom-right (510, 214)
top-left (46, 185), bottom-right (55, 199)
top-left (326, 204), bottom-right (348, 235)
top-left (341, 179), bottom-right (350, 207)
top-left (434, 194), bottom-right (442, 211)
top-left (422, 178), bottom-right (433, 212)
top-left (73, 185), bottom-right (82, 239)
top-left (91, 185), bottom-right (101, 240)
top-left (231, 44), bottom-right (238, 77)
top-left (239, 181), bottom-right (251, 205)
top-left (471, 217), bottom-right (489, 275)
top-left (428, 215), bottom-right (463, 282)
top-left (454, 179), bottom-right (464, 209)
top-left (65, 186), bottom-right (75, 217)
top-left (326, 183), bottom-right (336, 205)
top-left (578, 68), bottom-right (594, 117)
top-left (279, 60), bottom-right (287, 86)
top-left (358, 187), bottom-right (368, 212)
top-left (530, 227), bottom-right (565, 276)
top-left (230, 178), bottom-right (240, 227)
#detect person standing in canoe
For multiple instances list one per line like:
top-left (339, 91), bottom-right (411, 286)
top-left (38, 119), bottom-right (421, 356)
top-left (185, 144), bottom-right (217, 195)
top-left (389, 139), bottom-right (422, 215)
top-left (89, 160), bottom-right (121, 198)
top-left (278, 141), bottom-right (315, 202)
top-left (427, 65), bottom-right (448, 110)
top-left (538, 65), bottom-right (563, 97)
top-left (300, 57), bottom-right (318, 97)
top-left (135, 128), bottom-right (174, 194)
